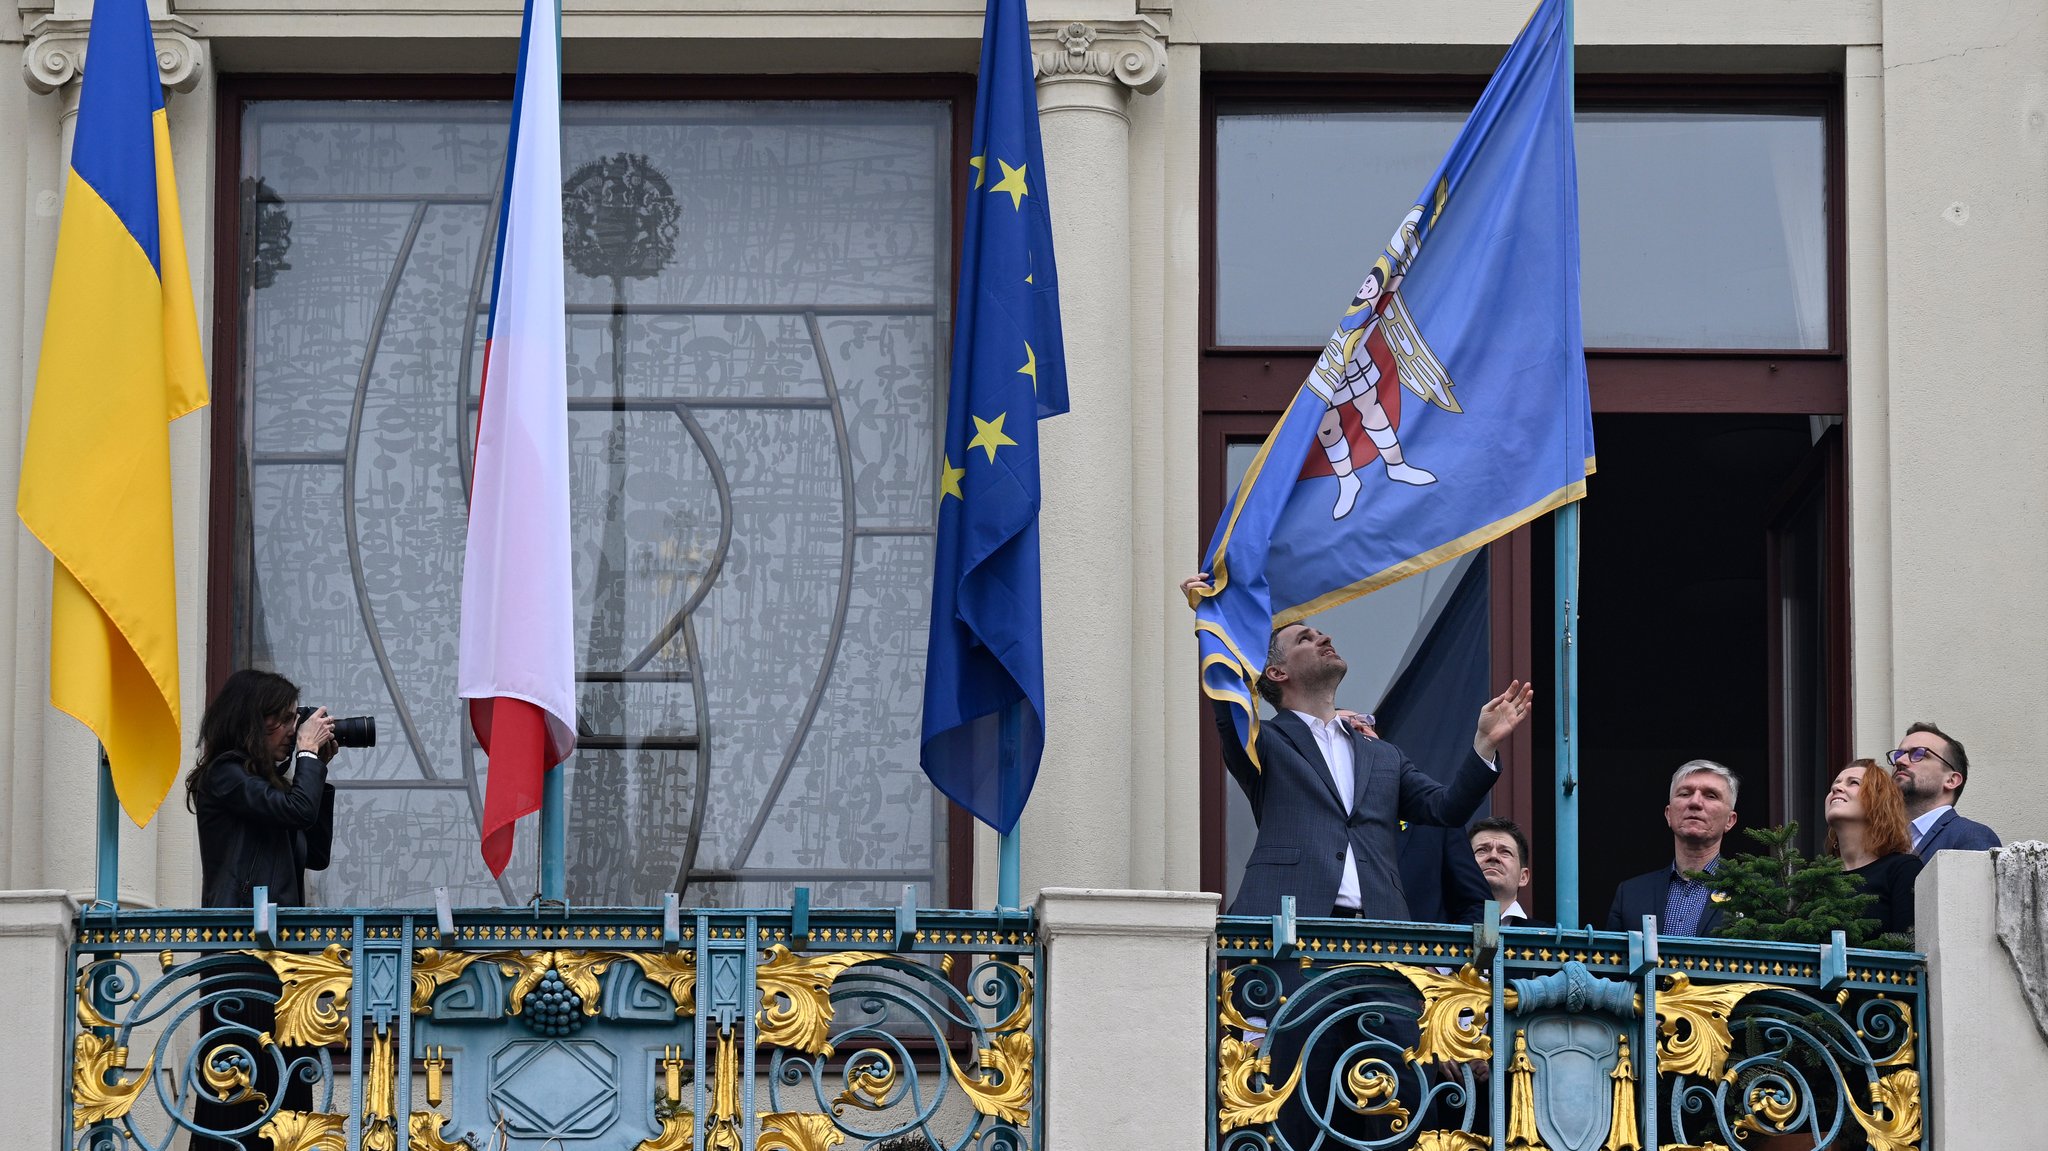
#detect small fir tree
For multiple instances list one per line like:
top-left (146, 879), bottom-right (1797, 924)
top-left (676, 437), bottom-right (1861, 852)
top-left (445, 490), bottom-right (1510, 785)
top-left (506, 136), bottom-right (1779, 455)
top-left (1701, 823), bottom-right (1909, 951)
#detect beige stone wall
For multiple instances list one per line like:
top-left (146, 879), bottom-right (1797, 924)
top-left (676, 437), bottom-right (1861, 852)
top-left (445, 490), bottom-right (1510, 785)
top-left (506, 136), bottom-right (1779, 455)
top-left (0, 0), bottom-right (2043, 907)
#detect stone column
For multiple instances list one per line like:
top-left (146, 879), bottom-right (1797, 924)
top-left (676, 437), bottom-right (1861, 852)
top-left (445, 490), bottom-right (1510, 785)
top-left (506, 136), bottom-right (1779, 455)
top-left (15, 13), bottom-right (205, 905)
top-left (1038, 888), bottom-right (1217, 1151)
top-left (0, 891), bottom-right (78, 1150)
top-left (1019, 16), bottom-right (1166, 898)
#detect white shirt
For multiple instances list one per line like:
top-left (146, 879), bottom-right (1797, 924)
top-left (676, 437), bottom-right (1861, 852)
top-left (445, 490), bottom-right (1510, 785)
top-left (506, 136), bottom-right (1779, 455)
top-left (1909, 806), bottom-right (1948, 851)
top-left (1501, 899), bottom-right (1529, 924)
top-left (1292, 709), bottom-right (1362, 909)
top-left (1288, 710), bottom-right (1503, 915)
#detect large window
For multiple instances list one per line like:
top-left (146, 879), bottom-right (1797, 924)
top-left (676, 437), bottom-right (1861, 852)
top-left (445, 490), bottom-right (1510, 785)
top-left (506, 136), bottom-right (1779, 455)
top-left (219, 91), bottom-right (960, 909)
top-left (1199, 78), bottom-right (1847, 917)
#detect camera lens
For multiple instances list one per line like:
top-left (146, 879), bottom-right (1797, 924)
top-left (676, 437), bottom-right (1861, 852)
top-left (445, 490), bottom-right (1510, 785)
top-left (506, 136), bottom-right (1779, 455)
top-left (332, 716), bottom-right (377, 748)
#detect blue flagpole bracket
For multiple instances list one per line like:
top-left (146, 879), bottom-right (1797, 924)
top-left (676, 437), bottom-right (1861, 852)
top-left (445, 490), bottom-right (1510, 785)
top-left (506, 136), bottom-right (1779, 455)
top-left (1269, 895), bottom-right (1298, 960)
top-left (251, 885), bottom-right (276, 949)
top-left (787, 886), bottom-right (810, 951)
top-left (663, 891), bottom-right (683, 952)
top-left (1631, 916), bottom-right (1660, 977)
top-left (894, 885), bottom-right (918, 950)
top-left (434, 887), bottom-right (457, 948)
top-left (1474, 900), bottom-right (1502, 971)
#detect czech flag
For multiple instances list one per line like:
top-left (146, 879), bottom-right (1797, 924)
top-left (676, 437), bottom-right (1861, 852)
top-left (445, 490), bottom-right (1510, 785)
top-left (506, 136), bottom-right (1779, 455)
top-left (18, 0), bottom-right (208, 824)
top-left (459, 0), bottom-right (579, 877)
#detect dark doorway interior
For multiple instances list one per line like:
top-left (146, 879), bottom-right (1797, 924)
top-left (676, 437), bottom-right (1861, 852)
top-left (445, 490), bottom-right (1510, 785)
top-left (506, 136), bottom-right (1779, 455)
top-left (1553, 413), bottom-right (1831, 925)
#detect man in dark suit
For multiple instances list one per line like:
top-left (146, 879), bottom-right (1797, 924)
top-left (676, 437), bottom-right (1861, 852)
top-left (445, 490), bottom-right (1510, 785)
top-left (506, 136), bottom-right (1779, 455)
top-left (1605, 760), bottom-right (1738, 936)
top-left (1470, 817), bottom-right (1544, 927)
top-left (1891, 720), bottom-right (2003, 856)
top-left (1400, 824), bottom-right (1494, 924)
top-left (1205, 612), bottom-right (1534, 921)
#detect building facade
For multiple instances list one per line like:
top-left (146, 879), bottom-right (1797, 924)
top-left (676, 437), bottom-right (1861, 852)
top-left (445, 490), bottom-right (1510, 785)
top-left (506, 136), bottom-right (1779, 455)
top-left (1, 0), bottom-right (2046, 1145)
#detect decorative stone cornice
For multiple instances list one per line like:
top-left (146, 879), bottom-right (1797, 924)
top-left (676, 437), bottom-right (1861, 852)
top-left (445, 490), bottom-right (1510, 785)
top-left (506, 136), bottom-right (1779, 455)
top-left (1031, 17), bottom-right (1167, 95)
top-left (24, 14), bottom-right (204, 96)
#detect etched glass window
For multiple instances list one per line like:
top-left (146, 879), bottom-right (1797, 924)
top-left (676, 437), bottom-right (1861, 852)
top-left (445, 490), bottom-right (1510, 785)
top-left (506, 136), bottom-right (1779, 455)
top-left (233, 100), bottom-right (951, 908)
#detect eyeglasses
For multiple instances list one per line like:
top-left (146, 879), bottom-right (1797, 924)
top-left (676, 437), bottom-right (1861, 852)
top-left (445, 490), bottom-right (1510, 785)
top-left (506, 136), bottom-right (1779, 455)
top-left (1887, 746), bottom-right (1955, 771)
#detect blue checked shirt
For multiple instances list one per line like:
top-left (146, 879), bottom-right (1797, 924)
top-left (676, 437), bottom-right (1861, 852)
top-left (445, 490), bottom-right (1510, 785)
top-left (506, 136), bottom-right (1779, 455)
top-left (1662, 856), bottom-right (1721, 937)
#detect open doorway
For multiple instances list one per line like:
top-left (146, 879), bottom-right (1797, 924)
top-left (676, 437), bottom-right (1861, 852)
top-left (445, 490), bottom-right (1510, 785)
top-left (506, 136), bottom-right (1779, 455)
top-left (1556, 413), bottom-right (1844, 923)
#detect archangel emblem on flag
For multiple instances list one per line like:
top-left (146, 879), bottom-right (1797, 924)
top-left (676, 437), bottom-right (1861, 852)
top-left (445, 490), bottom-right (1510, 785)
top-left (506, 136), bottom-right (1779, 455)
top-left (1300, 187), bottom-right (1462, 518)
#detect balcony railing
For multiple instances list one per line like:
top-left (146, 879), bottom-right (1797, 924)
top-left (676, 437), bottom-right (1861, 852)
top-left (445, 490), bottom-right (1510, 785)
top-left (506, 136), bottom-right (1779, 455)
top-left (65, 897), bottom-right (1038, 1151)
top-left (1211, 912), bottom-right (1927, 1151)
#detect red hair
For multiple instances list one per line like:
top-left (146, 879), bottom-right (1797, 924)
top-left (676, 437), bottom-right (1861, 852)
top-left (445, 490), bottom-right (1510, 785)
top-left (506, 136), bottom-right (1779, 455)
top-left (1826, 758), bottom-right (1912, 859)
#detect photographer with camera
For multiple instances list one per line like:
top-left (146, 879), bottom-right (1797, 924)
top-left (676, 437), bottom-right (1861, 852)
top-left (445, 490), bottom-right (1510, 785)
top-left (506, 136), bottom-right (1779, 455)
top-left (184, 669), bottom-right (361, 909)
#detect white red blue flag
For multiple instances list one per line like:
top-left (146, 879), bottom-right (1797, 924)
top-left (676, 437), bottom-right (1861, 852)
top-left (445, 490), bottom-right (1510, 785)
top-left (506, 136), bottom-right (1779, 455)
top-left (459, 0), bottom-right (578, 877)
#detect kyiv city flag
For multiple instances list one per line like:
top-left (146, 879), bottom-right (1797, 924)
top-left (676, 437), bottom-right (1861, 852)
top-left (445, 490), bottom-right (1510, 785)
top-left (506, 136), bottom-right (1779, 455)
top-left (921, 0), bottom-right (1069, 834)
top-left (459, 0), bottom-right (579, 877)
top-left (18, 0), bottom-right (208, 824)
top-left (1193, 0), bottom-right (1595, 768)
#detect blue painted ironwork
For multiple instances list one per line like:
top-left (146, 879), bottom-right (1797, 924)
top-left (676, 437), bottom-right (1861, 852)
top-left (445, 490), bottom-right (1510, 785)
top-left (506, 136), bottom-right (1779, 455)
top-left (94, 746), bottom-right (118, 910)
top-left (1210, 915), bottom-right (1930, 1150)
top-left (63, 904), bottom-right (1040, 1151)
top-left (541, 766), bottom-right (567, 902)
top-left (1554, 500), bottom-right (1582, 928)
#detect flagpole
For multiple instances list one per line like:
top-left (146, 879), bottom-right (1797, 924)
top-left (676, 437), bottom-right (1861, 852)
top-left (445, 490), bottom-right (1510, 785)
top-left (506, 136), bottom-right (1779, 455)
top-left (540, 766), bottom-right (566, 902)
top-left (95, 745), bottom-right (119, 908)
top-left (997, 702), bottom-right (1022, 909)
top-left (1553, 0), bottom-right (1583, 929)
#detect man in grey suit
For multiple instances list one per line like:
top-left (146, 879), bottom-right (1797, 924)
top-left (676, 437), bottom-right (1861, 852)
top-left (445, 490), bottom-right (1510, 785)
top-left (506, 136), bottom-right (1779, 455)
top-left (1184, 579), bottom-right (1533, 921)
top-left (1891, 721), bottom-right (2002, 856)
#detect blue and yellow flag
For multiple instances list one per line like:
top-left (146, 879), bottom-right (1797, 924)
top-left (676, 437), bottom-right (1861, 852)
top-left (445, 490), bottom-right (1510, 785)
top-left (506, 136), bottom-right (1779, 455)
top-left (18, 0), bottom-right (208, 824)
top-left (1194, 0), bottom-right (1593, 768)
top-left (921, 0), bottom-right (1069, 834)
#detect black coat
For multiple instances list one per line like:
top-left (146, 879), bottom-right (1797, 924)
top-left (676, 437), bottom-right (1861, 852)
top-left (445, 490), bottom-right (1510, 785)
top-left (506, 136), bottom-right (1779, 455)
top-left (1217, 702), bottom-right (1496, 921)
top-left (1605, 864), bottom-right (1726, 937)
top-left (195, 751), bottom-right (335, 909)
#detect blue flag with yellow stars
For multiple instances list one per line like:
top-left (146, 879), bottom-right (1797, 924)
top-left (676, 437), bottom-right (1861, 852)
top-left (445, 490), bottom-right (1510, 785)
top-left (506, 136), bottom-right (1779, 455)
top-left (1192, 0), bottom-right (1594, 771)
top-left (921, 0), bottom-right (1068, 835)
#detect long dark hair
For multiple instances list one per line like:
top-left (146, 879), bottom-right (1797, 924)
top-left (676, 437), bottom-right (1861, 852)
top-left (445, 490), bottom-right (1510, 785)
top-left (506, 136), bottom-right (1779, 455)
top-left (185, 669), bottom-right (299, 811)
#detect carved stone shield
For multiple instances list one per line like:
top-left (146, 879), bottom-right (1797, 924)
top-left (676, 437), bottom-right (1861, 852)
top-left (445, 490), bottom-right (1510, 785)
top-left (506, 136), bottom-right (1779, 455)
top-left (1521, 1013), bottom-right (1623, 1151)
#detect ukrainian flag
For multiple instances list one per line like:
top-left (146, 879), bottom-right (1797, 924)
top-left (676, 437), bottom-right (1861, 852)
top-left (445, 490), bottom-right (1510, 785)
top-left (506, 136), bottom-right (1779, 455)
top-left (18, 0), bottom-right (208, 824)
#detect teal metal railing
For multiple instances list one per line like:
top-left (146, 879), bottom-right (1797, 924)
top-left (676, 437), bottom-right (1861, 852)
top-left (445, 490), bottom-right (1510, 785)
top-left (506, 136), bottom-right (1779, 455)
top-left (1210, 907), bottom-right (1927, 1151)
top-left (65, 896), bottom-right (1038, 1151)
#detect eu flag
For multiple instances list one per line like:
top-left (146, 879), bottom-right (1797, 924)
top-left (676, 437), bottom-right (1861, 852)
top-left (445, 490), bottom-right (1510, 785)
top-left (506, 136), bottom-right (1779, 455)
top-left (1193, 0), bottom-right (1594, 768)
top-left (921, 0), bottom-right (1069, 834)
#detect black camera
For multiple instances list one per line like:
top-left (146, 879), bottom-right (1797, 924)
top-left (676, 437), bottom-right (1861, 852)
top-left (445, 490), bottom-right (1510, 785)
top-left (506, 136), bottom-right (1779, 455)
top-left (297, 706), bottom-right (378, 748)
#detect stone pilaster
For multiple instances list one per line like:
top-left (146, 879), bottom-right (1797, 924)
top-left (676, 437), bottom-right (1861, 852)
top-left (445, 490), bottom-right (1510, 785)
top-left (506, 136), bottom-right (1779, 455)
top-left (1018, 16), bottom-right (1165, 897)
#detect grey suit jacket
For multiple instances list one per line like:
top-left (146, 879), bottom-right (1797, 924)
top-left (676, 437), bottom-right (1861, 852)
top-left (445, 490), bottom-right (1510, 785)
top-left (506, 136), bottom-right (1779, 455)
top-left (1216, 702), bottom-right (1497, 921)
top-left (1915, 806), bottom-right (2002, 856)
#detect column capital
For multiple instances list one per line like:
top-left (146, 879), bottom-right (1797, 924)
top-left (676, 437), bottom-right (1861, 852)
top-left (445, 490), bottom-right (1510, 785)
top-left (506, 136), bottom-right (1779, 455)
top-left (24, 13), bottom-right (204, 96)
top-left (1031, 17), bottom-right (1168, 97)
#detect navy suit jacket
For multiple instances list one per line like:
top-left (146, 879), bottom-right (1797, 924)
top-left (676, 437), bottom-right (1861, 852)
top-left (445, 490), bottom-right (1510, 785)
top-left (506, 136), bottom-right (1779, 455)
top-left (1398, 823), bottom-right (1494, 925)
top-left (1605, 865), bottom-right (1726, 937)
top-left (1915, 806), bottom-right (2002, 856)
top-left (1217, 702), bottom-right (1497, 921)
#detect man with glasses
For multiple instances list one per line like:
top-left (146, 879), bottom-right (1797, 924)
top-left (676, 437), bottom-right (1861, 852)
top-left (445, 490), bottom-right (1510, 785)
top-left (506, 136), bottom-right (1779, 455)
top-left (1890, 721), bottom-right (2002, 856)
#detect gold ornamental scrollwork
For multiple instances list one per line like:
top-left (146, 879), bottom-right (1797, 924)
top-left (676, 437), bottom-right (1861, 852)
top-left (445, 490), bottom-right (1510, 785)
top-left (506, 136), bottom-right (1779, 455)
top-left (1215, 1034), bottom-right (1300, 1135)
top-left (757, 1111), bottom-right (846, 1151)
top-left (1413, 1133), bottom-right (1491, 1151)
top-left (1215, 966), bottom-right (1268, 1035)
top-left (1345, 1060), bottom-right (1409, 1131)
top-left (499, 949), bottom-right (613, 1018)
top-left (754, 945), bottom-right (882, 1056)
top-left (1875, 1000), bottom-right (1919, 1068)
top-left (74, 971), bottom-right (114, 1029)
top-left (408, 1110), bottom-right (471, 1151)
top-left (1375, 962), bottom-right (1498, 1064)
top-left (1653, 973), bottom-right (1772, 1081)
top-left (259, 1110), bottom-right (348, 1151)
top-left (410, 948), bottom-right (482, 1013)
top-left (946, 1030), bottom-right (1034, 1126)
top-left (255, 944), bottom-right (354, 1047)
top-left (199, 1034), bottom-right (271, 1110)
top-left (71, 1030), bottom-right (153, 1129)
top-left (621, 949), bottom-right (699, 1016)
top-left (831, 1052), bottom-right (898, 1114)
top-left (1848, 1068), bottom-right (1922, 1151)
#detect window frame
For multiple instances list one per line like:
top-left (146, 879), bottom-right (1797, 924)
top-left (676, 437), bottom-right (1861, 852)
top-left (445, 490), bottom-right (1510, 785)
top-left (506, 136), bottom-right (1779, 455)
top-left (208, 72), bottom-right (979, 909)
top-left (1195, 72), bottom-right (1849, 907)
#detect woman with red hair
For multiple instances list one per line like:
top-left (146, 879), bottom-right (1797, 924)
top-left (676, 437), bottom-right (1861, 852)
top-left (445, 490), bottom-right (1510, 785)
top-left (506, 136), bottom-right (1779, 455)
top-left (1825, 757), bottom-right (1924, 936)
